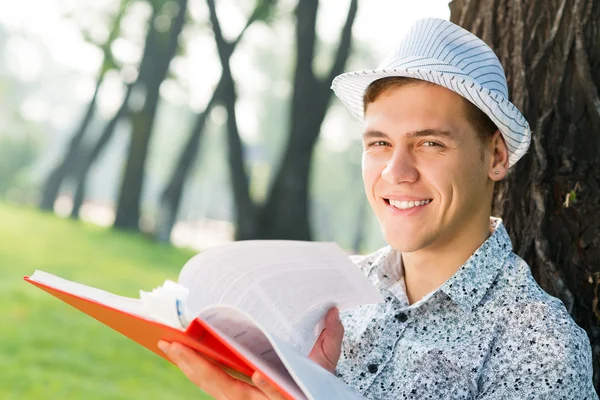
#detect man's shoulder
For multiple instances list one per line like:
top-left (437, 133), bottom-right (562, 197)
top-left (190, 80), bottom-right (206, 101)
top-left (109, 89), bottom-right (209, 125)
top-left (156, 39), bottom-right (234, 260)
top-left (494, 252), bottom-right (571, 312)
top-left (479, 253), bottom-right (596, 396)
top-left (488, 252), bottom-right (590, 352)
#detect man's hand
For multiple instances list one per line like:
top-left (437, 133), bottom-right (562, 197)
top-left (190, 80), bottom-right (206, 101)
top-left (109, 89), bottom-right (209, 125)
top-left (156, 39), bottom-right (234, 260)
top-left (158, 307), bottom-right (344, 399)
top-left (158, 340), bottom-right (286, 400)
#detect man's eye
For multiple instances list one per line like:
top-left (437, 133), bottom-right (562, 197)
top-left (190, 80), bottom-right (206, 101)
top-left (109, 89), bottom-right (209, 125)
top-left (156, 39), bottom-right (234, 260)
top-left (423, 141), bottom-right (443, 147)
top-left (369, 141), bottom-right (390, 147)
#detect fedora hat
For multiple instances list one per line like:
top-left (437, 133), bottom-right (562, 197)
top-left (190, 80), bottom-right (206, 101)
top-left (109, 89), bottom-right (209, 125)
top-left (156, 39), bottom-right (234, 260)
top-left (331, 18), bottom-right (531, 167)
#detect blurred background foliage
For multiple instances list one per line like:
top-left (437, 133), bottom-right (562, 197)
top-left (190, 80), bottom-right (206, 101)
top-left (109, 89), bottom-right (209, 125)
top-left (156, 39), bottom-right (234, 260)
top-left (0, 0), bottom-right (450, 398)
top-left (0, 0), bottom-right (448, 252)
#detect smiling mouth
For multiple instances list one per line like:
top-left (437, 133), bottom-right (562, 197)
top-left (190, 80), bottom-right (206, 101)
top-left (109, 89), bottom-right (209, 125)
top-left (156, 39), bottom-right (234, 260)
top-left (385, 198), bottom-right (433, 210)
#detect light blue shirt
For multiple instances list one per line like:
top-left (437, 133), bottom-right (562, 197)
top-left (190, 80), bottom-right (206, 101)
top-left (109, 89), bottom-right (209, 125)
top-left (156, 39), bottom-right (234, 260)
top-left (337, 218), bottom-right (597, 399)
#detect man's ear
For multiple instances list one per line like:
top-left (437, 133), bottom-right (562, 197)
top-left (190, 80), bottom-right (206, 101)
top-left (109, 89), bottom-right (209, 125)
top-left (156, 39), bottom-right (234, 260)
top-left (487, 130), bottom-right (509, 181)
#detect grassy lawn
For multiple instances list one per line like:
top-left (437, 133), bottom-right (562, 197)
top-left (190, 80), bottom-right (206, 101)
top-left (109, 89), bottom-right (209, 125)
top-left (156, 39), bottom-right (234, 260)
top-left (0, 203), bottom-right (212, 400)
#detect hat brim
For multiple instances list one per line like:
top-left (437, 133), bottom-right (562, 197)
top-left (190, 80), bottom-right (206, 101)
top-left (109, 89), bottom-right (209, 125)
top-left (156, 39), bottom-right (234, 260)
top-left (331, 56), bottom-right (531, 167)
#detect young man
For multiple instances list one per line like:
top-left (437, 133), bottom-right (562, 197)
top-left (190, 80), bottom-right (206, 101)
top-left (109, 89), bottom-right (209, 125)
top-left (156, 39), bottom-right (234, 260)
top-left (159, 18), bottom-right (597, 399)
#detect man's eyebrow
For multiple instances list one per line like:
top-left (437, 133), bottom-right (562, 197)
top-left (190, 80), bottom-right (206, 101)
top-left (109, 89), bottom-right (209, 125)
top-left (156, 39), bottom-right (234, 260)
top-left (362, 130), bottom-right (390, 140)
top-left (362, 129), bottom-right (457, 140)
top-left (407, 129), bottom-right (457, 139)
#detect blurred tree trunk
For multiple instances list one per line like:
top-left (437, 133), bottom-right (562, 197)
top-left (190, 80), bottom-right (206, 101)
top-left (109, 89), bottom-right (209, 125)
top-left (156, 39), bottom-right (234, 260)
top-left (70, 0), bottom-right (162, 220)
top-left (203, 0), bottom-right (357, 240)
top-left (38, 1), bottom-right (128, 211)
top-left (70, 84), bottom-right (134, 219)
top-left (155, 0), bottom-right (273, 242)
top-left (114, 0), bottom-right (188, 230)
top-left (450, 0), bottom-right (600, 388)
top-left (38, 77), bottom-right (103, 211)
top-left (168, 0), bottom-right (355, 241)
top-left (254, 0), bottom-right (358, 240)
top-left (205, 0), bottom-right (265, 240)
top-left (154, 86), bottom-right (219, 241)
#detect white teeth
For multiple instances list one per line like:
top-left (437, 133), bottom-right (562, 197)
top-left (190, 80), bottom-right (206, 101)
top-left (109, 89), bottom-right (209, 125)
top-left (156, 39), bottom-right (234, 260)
top-left (389, 199), bottom-right (431, 210)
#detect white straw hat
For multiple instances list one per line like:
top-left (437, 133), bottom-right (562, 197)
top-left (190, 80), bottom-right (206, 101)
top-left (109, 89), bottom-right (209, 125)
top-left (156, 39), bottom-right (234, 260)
top-left (331, 18), bottom-right (531, 167)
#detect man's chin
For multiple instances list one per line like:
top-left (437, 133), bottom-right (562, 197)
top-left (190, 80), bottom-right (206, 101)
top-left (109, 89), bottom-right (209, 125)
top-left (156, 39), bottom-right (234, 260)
top-left (383, 234), bottom-right (426, 253)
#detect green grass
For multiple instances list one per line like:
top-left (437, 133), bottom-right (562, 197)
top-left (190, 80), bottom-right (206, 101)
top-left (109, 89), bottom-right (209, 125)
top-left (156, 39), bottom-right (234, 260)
top-left (0, 203), bottom-right (212, 400)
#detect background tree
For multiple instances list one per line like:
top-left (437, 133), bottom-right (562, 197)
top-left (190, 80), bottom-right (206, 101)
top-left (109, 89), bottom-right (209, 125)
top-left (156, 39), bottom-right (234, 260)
top-left (70, 0), bottom-right (164, 220)
top-left (204, 0), bottom-right (260, 239)
top-left (450, 0), bottom-right (600, 388)
top-left (255, 0), bottom-right (358, 240)
top-left (69, 83), bottom-right (133, 219)
top-left (38, 0), bottom-right (129, 211)
top-left (155, 0), bottom-right (276, 242)
top-left (208, 0), bottom-right (358, 240)
top-left (114, 0), bottom-right (188, 230)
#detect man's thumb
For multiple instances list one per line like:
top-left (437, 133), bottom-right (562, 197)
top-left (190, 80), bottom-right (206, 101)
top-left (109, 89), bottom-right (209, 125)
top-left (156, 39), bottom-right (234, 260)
top-left (309, 308), bottom-right (344, 373)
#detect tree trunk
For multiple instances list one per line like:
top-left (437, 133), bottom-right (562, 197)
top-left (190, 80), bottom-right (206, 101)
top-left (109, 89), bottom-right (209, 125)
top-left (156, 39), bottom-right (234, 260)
top-left (155, 96), bottom-right (216, 242)
top-left (256, 0), bottom-right (358, 240)
top-left (70, 84), bottom-right (134, 219)
top-left (450, 0), bottom-right (600, 389)
top-left (71, 1), bottom-right (163, 220)
top-left (155, 0), bottom-right (271, 242)
top-left (39, 0), bottom-right (128, 211)
top-left (114, 0), bottom-right (188, 230)
top-left (196, 0), bottom-right (356, 241)
top-left (205, 0), bottom-right (260, 240)
top-left (39, 75), bottom-right (103, 211)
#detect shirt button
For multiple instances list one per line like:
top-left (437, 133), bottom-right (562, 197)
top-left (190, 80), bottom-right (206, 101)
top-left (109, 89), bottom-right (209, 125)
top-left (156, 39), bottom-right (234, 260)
top-left (395, 312), bottom-right (408, 322)
top-left (367, 363), bottom-right (378, 373)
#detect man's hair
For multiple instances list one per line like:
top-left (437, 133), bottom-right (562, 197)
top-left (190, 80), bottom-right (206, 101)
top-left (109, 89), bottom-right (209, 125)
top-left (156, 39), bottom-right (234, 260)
top-left (363, 77), bottom-right (498, 158)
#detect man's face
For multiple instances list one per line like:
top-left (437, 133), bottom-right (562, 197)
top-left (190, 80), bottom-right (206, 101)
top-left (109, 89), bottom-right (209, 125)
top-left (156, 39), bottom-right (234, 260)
top-left (362, 83), bottom-right (493, 253)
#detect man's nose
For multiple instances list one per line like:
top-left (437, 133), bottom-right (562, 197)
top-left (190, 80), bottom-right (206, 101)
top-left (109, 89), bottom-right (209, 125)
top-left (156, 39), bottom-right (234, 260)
top-left (381, 149), bottom-right (418, 184)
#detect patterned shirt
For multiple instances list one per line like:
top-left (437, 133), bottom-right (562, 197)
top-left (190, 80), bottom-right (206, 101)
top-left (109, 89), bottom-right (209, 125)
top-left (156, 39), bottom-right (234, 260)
top-left (337, 218), bottom-right (597, 399)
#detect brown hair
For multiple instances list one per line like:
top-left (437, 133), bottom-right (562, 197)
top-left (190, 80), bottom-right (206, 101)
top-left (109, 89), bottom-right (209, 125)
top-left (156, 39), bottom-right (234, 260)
top-left (363, 77), bottom-right (497, 156)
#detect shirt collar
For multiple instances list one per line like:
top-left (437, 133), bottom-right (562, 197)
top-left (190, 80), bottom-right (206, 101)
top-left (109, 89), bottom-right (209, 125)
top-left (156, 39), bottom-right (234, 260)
top-left (374, 217), bottom-right (513, 314)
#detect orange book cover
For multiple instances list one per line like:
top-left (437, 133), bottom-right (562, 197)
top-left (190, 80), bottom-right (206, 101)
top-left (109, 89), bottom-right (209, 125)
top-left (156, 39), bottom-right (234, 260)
top-left (24, 276), bottom-right (296, 400)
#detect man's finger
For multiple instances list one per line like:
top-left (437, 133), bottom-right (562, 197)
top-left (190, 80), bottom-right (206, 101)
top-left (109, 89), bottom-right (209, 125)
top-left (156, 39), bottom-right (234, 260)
top-left (308, 308), bottom-right (344, 373)
top-left (159, 341), bottom-right (228, 395)
top-left (159, 340), bottom-right (264, 400)
top-left (252, 372), bottom-right (288, 400)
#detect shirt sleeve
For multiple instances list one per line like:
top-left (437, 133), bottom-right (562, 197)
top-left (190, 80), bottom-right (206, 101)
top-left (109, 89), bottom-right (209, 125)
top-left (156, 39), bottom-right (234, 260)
top-left (476, 301), bottom-right (598, 400)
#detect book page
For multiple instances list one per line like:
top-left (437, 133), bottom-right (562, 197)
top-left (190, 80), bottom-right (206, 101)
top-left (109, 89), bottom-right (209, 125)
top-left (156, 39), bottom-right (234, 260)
top-left (266, 333), bottom-right (365, 400)
top-left (178, 241), bottom-right (382, 354)
top-left (28, 270), bottom-right (145, 317)
top-left (199, 305), bottom-right (364, 400)
top-left (28, 271), bottom-right (189, 330)
top-left (198, 305), bottom-right (307, 399)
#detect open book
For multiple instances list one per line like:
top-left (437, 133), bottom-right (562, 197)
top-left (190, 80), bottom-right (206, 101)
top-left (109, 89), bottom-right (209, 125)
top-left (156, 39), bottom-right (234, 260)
top-left (25, 240), bottom-right (382, 400)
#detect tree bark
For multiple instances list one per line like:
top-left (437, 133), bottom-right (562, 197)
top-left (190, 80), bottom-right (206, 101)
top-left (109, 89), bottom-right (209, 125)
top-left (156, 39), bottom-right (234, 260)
top-left (450, 0), bottom-right (600, 389)
top-left (114, 0), bottom-right (188, 230)
top-left (256, 0), bottom-right (358, 240)
top-left (155, 1), bottom-right (272, 242)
